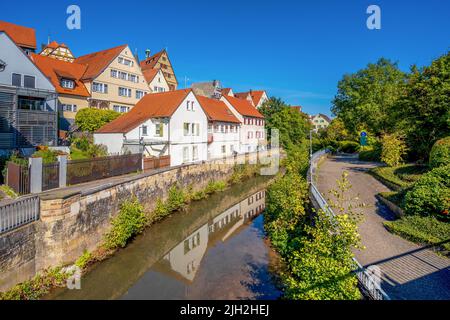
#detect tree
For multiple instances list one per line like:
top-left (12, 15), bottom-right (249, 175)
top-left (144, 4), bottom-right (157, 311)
top-left (395, 51), bottom-right (450, 161)
top-left (380, 133), bottom-right (408, 167)
top-left (332, 58), bottom-right (407, 137)
top-left (259, 97), bottom-right (311, 149)
top-left (75, 108), bottom-right (121, 132)
top-left (323, 118), bottom-right (351, 142)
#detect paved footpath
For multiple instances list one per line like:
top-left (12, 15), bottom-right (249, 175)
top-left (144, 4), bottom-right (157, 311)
top-left (317, 154), bottom-right (450, 300)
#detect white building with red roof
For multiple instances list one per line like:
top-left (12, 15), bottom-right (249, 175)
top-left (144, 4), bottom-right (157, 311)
top-left (221, 95), bottom-right (266, 153)
top-left (197, 96), bottom-right (241, 159)
top-left (94, 89), bottom-right (208, 166)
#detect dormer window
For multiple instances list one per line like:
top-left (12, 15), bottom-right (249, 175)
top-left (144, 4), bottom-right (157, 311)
top-left (61, 78), bottom-right (75, 89)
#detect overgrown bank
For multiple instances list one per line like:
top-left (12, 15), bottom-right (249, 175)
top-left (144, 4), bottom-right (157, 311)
top-left (264, 145), bottom-right (362, 300)
top-left (0, 163), bottom-right (262, 300)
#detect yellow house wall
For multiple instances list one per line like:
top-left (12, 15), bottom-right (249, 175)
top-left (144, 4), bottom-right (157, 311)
top-left (59, 95), bottom-right (89, 120)
top-left (85, 46), bottom-right (150, 110)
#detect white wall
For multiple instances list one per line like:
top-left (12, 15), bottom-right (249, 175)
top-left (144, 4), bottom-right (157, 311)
top-left (169, 91), bottom-right (208, 166)
top-left (0, 32), bottom-right (56, 110)
top-left (149, 69), bottom-right (170, 93)
top-left (93, 133), bottom-right (125, 154)
top-left (208, 121), bottom-right (240, 159)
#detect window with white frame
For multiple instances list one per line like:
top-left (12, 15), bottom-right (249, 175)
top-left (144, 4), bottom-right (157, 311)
top-left (111, 69), bottom-right (118, 78)
top-left (61, 78), bottom-right (75, 89)
top-left (183, 123), bottom-right (190, 136)
top-left (192, 146), bottom-right (198, 160)
top-left (118, 57), bottom-right (133, 67)
top-left (61, 104), bottom-right (77, 112)
top-left (24, 75), bottom-right (35, 89)
top-left (155, 122), bottom-right (163, 137)
top-left (221, 145), bottom-right (226, 154)
top-left (118, 87), bottom-right (132, 97)
top-left (183, 146), bottom-right (189, 162)
top-left (113, 105), bottom-right (129, 113)
top-left (12, 73), bottom-right (21, 87)
top-left (136, 90), bottom-right (145, 99)
top-left (92, 82), bottom-right (108, 93)
top-left (142, 125), bottom-right (148, 136)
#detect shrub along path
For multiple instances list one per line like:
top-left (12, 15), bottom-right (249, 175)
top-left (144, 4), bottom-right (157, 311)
top-left (317, 154), bottom-right (450, 300)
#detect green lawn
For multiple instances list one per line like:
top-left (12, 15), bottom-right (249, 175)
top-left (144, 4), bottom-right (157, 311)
top-left (370, 164), bottom-right (429, 190)
top-left (384, 215), bottom-right (450, 255)
top-left (70, 148), bottom-right (90, 160)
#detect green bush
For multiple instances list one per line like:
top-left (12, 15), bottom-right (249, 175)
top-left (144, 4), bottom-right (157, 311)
top-left (166, 185), bottom-right (187, 212)
top-left (72, 136), bottom-right (91, 152)
top-left (429, 137), bottom-right (450, 168)
top-left (86, 144), bottom-right (107, 158)
top-left (75, 108), bottom-right (121, 132)
top-left (380, 133), bottom-right (408, 167)
top-left (370, 165), bottom-right (428, 190)
top-left (359, 148), bottom-right (380, 162)
top-left (404, 165), bottom-right (450, 218)
top-left (75, 251), bottom-right (92, 270)
top-left (104, 198), bottom-right (147, 249)
top-left (32, 149), bottom-right (59, 164)
top-left (337, 141), bottom-right (360, 153)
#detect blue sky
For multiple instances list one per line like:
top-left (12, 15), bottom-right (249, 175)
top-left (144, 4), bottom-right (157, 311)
top-left (1, 0), bottom-right (449, 117)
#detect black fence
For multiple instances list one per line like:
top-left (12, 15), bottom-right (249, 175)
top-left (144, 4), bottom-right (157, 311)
top-left (42, 162), bottom-right (59, 191)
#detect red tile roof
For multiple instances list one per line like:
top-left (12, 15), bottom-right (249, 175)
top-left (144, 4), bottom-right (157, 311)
top-left (197, 96), bottom-right (241, 124)
top-left (249, 90), bottom-right (266, 106)
top-left (42, 41), bottom-right (68, 51)
top-left (96, 89), bottom-right (192, 133)
top-left (74, 44), bottom-right (127, 80)
top-left (234, 92), bottom-right (251, 100)
top-left (0, 20), bottom-right (36, 49)
top-left (31, 54), bottom-right (90, 97)
top-left (221, 88), bottom-right (233, 96)
top-left (140, 50), bottom-right (164, 70)
top-left (222, 95), bottom-right (264, 118)
top-left (142, 68), bottom-right (160, 84)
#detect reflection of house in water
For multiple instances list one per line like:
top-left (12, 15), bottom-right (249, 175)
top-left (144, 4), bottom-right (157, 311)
top-left (153, 189), bottom-right (266, 283)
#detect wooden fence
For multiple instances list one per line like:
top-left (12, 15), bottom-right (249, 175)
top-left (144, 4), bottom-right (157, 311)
top-left (67, 153), bottom-right (143, 185)
top-left (143, 155), bottom-right (171, 172)
top-left (6, 162), bottom-right (30, 195)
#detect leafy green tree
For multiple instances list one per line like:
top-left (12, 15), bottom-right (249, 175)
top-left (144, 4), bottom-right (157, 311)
top-left (380, 133), bottom-right (408, 167)
top-left (429, 136), bottom-right (450, 168)
top-left (75, 108), bottom-right (121, 132)
top-left (396, 52), bottom-right (450, 161)
top-left (332, 58), bottom-right (407, 137)
top-left (324, 118), bottom-right (350, 141)
top-left (259, 97), bottom-right (311, 149)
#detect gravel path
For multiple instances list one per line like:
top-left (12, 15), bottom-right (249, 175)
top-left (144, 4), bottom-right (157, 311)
top-left (317, 154), bottom-right (450, 300)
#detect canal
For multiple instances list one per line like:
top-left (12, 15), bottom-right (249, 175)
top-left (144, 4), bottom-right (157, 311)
top-left (46, 176), bottom-right (282, 300)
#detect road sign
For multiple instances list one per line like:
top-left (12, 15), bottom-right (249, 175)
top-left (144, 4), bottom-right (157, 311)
top-left (361, 131), bottom-right (367, 137)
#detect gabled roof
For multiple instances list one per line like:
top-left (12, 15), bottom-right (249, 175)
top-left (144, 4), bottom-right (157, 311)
top-left (222, 95), bottom-right (264, 118)
top-left (140, 50), bottom-right (165, 70)
top-left (316, 113), bottom-right (332, 123)
top-left (142, 68), bottom-right (160, 84)
top-left (197, 96), bottom-right (241, 124)
top-left (96, 89), bottom-right (192, 133)
top-left (234, 92), bottom-right (252, 101)
top-left (74, 44), bottom-right (127, 80)
top-left (44, 41), bottom-right (68, 50)
top-left (221, 88), bottom-right (233, 96)
top-left (0, 20), bottom-right (36, 49)
top-left (31, 54), bottom-right (90, 97)
top-left (290, 105), bottom-right (303, 113)
top-left (249, 90), bottom-right (266, 106)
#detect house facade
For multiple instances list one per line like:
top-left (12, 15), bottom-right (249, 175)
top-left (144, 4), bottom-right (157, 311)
top-left (0, 31), bottom-right (57, 151)
top-left (196, 96), bottom-right (241, 160)
top-left (94, 89), bottom-right (208, 166)
top-left (140, 49), bottom-right (178, 91)
top-left (31, 54), bottom-right (90, 132)
top-left (311, 113), bottom-right (331, 131)
top-left (39, 41), bottom-right (75, 62)
top-left (221, 95), bottom-right (265, 153)
top-left (143, 68), bottom-right (170, 93)
top-left (75, 45), bottom-right (150, 114)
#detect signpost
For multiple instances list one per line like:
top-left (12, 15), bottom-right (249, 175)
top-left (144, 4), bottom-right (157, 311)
top-left (360, 131), bottom-right (368, 147)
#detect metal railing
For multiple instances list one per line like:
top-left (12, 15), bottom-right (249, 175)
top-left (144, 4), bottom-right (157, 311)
top-left (309, 149), bottom-right (390, 300)
top-left (0, 195), bottom-right (40, 234)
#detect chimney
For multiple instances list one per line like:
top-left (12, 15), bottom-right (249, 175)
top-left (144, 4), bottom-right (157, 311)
top-left (145, 49), bottom-right (151, 59)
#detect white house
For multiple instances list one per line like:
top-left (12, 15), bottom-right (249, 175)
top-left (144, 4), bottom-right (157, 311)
top-left (196, 96), bottom-right (241, 160)
top-left (94, 89), bottom-right (208, 166)
top-left (0, 31), bottom-right (57, 151)
top-left (221, 95), bottom-right (265, 153)
top-left (142, 68), bottom-right (170, 93)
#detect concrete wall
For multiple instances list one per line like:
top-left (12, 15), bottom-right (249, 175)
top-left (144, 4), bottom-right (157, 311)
top-left (0, 157), bottom-right (251, 292)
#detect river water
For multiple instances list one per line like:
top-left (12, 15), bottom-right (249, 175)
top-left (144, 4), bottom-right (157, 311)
top-left (46, 176), bottom-right (282, 300)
